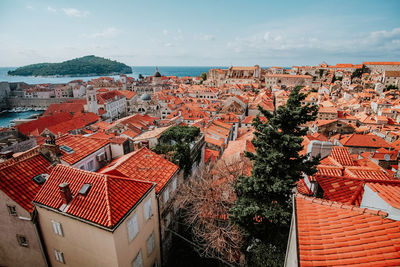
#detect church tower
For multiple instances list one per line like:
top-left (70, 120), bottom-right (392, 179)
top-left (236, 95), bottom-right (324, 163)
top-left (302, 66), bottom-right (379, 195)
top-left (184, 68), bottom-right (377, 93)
top-left (152, 67), bottom-right (162, 85)
top-left (85, 85), bottom-right (98, 114)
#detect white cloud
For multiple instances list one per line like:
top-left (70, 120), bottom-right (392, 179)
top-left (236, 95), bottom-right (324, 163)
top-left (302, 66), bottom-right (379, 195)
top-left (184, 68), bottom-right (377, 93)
top-left (62, 8), bottom-right (89, 18)
top-left (162, 30), bottom-right (169, 36)
top-left (225, 27), bottom-right (400, 63)
top-left (26, 5), bottom-right (33, 9)
top-left (164, 43), bottom-right (174, 47)
top-left (82, 27), bottom-right (120, 38)
top-left (47, 6), bottom-right (57, 13)
top-left (196, 33), bottom-right (215, 41)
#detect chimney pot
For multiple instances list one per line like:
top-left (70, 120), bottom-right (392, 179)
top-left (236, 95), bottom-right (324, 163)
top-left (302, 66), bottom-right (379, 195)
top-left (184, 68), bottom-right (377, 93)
top-left (59, 182), bottom-right (72, 204)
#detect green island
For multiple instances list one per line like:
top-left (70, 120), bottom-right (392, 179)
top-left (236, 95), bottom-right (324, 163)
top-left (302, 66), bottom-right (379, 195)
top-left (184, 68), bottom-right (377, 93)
top-left (7, 55), bottom-right (132, 77)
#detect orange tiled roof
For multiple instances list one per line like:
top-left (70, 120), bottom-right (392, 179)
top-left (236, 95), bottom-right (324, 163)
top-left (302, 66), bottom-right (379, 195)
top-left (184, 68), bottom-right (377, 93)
top-left (330, 146), bottom-right (357, 166)
top-left (366, 181), bottom-right (400, 209)
top-left (205, 149), bottom-right (220, 163)
top-left (0, 152), bottom-right (53, 212)
top-left (98, 147), bottom-right (178, 193)
top-left (344, 166), bottom-right (392, 180)
top-left (340, 134), bottom-right (391, 148)
top-left (315, 175), bottom-right (363, 204)
top-left (56, 134), bottom-right (110, 165)
top-left (33, 165), bottom-right (153, 228)
top-left (17, 112), bottom-right (74, 136)
top-left (295, 194), bottom-right (400, 266)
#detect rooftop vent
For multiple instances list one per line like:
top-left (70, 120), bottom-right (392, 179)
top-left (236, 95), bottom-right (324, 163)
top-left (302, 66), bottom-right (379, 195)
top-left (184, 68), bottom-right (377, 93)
top-left (60, 145), bottom-right (74, 154)
top-left (32, 174), bottom-right (49, 185)
top-left (79, 183), bottom-right (92, 196)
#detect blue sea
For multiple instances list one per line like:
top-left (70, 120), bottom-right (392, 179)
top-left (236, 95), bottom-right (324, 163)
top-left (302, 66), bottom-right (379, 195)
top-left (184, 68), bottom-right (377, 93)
top-left (0, 111), bottom-right (44, 128)
top-left (0, 66), bottom-right (226, 85)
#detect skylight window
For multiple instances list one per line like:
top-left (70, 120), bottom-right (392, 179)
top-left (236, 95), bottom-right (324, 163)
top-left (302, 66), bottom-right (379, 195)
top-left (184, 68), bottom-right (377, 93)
top-left (32, 174), bottom-right (49, 185)
top-left (78, 183), bottom-right (92, 196)
top-left (60, 145), bottom-right (74, 154)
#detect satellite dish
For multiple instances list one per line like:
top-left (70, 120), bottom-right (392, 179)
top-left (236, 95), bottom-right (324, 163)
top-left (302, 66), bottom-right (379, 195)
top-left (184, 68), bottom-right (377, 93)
top-left (384, 154), bottom-right (390, 161)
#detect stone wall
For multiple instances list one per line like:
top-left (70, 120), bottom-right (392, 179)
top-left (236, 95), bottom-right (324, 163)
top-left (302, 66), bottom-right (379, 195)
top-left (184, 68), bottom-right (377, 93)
top-left (6, 97), bottom-right (75, 109)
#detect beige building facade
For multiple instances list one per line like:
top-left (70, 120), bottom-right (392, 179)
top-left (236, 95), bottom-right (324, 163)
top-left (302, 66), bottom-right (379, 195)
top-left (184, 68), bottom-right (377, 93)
top-left (35, 188), bottom-right (160, 267)
top-left (0, 191), bottom-right (47, 267)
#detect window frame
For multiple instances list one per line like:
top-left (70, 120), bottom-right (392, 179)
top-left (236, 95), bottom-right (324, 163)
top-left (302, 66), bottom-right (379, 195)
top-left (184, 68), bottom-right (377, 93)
top-left (132, 250), bottom-right (143, 267)
top-left (7, 205), bottom-right (17, 216)
top-left (51, 220), bottom-right (63, 236)
top-left (127, 212), bottom-right (139, 242)
top-left (146, 232), bottom-right (155, 256)
top-left (54, 249), bottom-right (65, 264)
top-left (16, 234), bottom-right (28, 247)
top-left (143, 198), bottom-right (153, 221)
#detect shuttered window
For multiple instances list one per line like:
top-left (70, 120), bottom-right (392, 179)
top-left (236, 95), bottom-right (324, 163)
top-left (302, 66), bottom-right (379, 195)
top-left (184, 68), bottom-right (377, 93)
top-left (127, 213), bottom-right (139, 241)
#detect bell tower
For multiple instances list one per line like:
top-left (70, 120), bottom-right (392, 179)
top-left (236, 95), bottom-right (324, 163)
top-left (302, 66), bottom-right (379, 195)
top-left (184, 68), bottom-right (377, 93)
top-left (86, 85), bottom-right (98, 114)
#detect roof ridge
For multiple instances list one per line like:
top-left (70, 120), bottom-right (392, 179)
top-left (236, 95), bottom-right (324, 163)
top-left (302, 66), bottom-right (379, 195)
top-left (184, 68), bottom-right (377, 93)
top-left (103, 175), bottom-right (114, 228)
top-left (296, 194), bottom-right (388, 218)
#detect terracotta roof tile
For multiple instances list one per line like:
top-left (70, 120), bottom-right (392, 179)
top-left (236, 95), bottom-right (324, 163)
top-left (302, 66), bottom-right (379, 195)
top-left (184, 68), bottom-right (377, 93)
top-left (56, 134), bottom-right (110, 165)
top-left (0, 152), bottom-right (53, 212)
top-left (340, 134), bottom-right (391, 148)
top-left (98, 147), bottom-right (178, 193)
top-left (296, 195), bottom-right (400, 266)
top-left (330, 146), bottom-right (357, 166)
top-left (34, 165), bottom-right (153, 228)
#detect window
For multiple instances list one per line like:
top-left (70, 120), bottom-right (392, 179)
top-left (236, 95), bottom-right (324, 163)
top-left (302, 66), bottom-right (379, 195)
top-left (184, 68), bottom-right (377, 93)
top-left (127, 213), bottom-right (139, 241)
top-left (16, 235), bottom-right (28, 247)
top-left (171, 177), bottom-right (177, 192)
top-left (87, 160), bottom-right (94, 171)
top-left (7, 205), bottom-right (17, 216)
top-left (54, 249), bottom-right (65, 263)
top-left (146, 232), bottom-right (155, 255)
top-left (143, 198), bottom-right (153, 221)
top-left (132, 250), bottom-right (143, 267)
top-left (52, 220), bottom-right (63, 236)
top-left (163, 187), bottom-right (169, 204)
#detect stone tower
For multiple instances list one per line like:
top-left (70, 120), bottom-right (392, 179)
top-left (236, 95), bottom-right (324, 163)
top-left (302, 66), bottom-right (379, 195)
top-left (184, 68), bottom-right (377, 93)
top-left (85, 85), bottom-right (98, 114)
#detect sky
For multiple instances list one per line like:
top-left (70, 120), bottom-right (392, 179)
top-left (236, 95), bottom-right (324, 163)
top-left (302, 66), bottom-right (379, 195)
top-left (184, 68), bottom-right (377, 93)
top-left (0, 0), bottom-right (399, 67)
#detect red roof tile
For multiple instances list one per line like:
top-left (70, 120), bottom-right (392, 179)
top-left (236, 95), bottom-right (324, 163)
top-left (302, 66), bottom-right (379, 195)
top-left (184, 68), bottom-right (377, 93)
top-left (17, 112), bottom-right (74, 136)
top-left (98, 147), bottom-right (178, 193)
top-left (366, 181), bottom-right (400, 209)
top-left (315, 175), bottom-right (363, 204)
top-left (56, 134), bottom-right (110, 165)
top-left (0, 153), bottom-right (52, 212)
top-left (34, 165), bottom-right (153, 228)
top-left (340, 134), bottom-right (391, 148)
top-left (330, 146), bottom-right (357, 166)
top-left (296, 194), bottom-right (400, 266)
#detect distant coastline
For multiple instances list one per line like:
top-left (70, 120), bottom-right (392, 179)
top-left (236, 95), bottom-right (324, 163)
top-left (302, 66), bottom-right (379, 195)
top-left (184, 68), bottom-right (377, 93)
top-left (7, 55), bottom-right (132, 77)
top-left (0, 66), bottom-right (227, 84)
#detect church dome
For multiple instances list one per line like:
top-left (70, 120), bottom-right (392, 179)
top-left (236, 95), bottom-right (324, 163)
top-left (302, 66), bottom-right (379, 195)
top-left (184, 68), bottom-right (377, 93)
top-left (140, 93), bottom-right (151, 101)
top-left (153, 67), bottom-right (161, 77)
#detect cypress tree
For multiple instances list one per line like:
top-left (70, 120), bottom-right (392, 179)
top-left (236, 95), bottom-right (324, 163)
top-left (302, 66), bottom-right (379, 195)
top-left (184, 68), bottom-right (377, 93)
top-left (230, 86), bottom-right (319, 266)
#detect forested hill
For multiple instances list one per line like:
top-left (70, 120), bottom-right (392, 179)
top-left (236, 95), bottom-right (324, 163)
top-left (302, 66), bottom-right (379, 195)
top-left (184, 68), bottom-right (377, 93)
top-left (8, 55), bottom-right (132, 77)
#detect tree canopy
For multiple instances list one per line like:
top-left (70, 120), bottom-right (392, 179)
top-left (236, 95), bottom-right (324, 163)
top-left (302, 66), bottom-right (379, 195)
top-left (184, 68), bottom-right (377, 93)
top-left (230, 86), bottom-right (319, 266)
top-left (155, 125), bottom-right (200, 177)
top-left (8, 55), bottom-right (132, 77)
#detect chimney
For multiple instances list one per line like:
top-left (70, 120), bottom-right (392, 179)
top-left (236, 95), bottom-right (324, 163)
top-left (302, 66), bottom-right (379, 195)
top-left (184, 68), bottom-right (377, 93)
top-left (40, 136), bottom-right (61, 164)
top-left (59, 183), bottom-right (72, 205)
